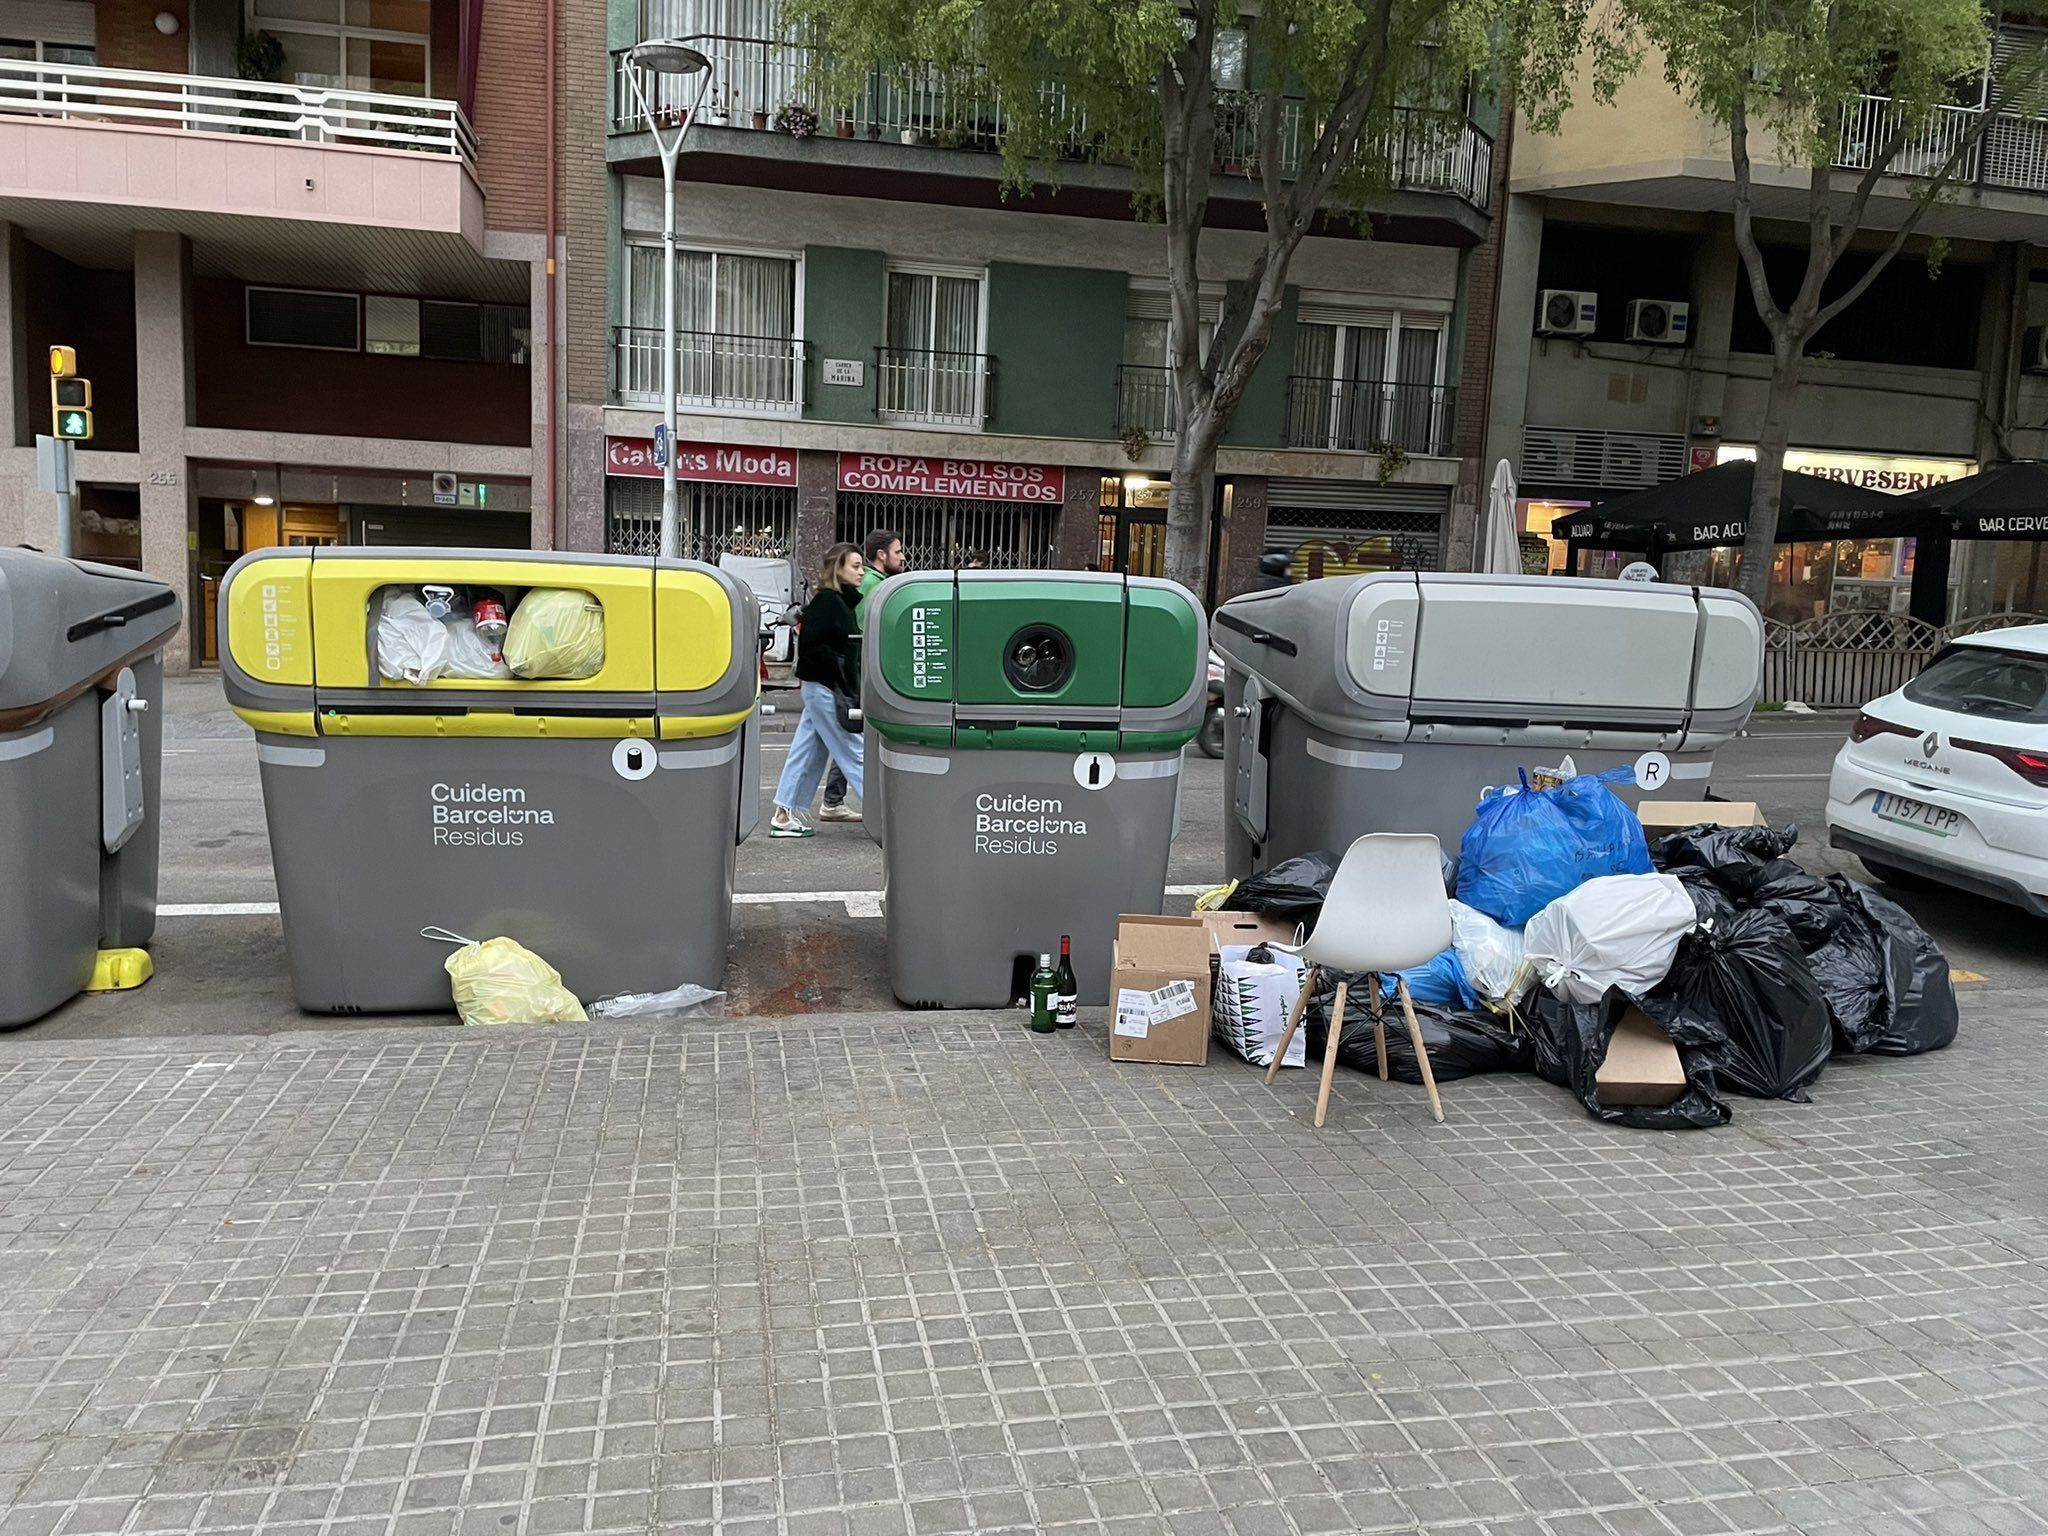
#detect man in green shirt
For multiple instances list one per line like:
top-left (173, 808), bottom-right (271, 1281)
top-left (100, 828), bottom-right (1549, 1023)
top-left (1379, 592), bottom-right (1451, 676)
top-left (820, 529), bottom-right (908, 821)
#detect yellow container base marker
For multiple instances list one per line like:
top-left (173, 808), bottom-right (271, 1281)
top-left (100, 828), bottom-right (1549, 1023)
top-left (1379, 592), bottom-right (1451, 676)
top-left (86, 948), bottom-right (154, 993)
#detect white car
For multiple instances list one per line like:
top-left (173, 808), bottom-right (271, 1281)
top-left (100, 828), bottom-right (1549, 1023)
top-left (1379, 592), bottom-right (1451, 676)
top-left (1827, 625), bottom-right (2048, 916)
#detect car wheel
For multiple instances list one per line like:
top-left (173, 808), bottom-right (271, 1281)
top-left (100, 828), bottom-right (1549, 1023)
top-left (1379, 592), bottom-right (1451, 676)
top-left (1860, 856), bottom-right (1932, 890)
top-left (1197, 706), bottom-right (1225, 760)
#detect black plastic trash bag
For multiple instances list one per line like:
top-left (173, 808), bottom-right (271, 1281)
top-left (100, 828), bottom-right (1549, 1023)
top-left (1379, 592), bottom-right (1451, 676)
top-left (1671, 865), bottom-right (1740, 926)
top-left (1223, 850), bottom-right (1342, 928)
top-left (1713, 857), bottom-right (1846, 947)
top-left (1649, 822), bottom-right (1799, 873)
top-left (1304, 975), bottom-right (1535, 1083)
top-left (1529, 993), bottom-right (1732, 1130)
top-left (1651, 908), bottom-right (1831, 1101)
top-left (1814, 877), bottom-right (1959, 1057)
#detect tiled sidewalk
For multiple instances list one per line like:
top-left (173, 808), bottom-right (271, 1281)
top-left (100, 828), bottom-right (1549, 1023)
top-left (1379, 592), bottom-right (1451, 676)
top-left (0, 1011), bottom-right (2043, 1536)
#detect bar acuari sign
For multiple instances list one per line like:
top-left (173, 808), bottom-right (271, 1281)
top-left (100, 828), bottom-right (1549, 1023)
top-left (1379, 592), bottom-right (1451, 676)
top-left (839, 454), bottom-right (1064, 503)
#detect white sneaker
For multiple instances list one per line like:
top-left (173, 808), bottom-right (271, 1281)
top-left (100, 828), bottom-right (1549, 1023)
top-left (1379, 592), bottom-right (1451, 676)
top-left (817, 803), bottom-right (863, 823)
top-left (768, 808), bottom-right (814, 838)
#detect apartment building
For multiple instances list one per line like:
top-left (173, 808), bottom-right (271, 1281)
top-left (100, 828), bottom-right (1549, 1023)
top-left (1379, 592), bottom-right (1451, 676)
top-left (0, 0), bottom-right (561, 671)
top-left (1487, 20), bottom-right (2048, 624)
top-left (587, 0), bottom-right (1512, 603)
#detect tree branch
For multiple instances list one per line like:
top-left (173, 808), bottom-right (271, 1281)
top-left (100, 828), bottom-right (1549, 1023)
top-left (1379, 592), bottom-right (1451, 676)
top-left (1729, 99), bottom-right (1784, 333)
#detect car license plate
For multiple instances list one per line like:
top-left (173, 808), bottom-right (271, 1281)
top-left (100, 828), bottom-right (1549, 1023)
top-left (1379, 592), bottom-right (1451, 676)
top-left (1873, 792), bottom-right (1960, 838)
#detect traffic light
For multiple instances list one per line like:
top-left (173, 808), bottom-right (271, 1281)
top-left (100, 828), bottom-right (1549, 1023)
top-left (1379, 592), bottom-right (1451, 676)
top-left (49, 346), bottom-right (91, 441)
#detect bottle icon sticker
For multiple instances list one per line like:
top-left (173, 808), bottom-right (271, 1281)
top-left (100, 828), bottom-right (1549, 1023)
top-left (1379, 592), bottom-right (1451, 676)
top-left (612, 738), bottom-right (656, 781)
top-left (1073, 752), bottom-right (1117, 791)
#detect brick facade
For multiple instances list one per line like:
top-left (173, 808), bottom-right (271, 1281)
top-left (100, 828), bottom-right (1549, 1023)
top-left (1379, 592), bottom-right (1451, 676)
top-left (472, 2), bottom-right (551, 231)
top-left (1055, 467), bottom-right (1101, 571)
top-left (562, 0), bottom-right (611, 412)
top-left (96, 0), bottom-right (190, 74)
top-left (794, 448), bottom-right (839, 590)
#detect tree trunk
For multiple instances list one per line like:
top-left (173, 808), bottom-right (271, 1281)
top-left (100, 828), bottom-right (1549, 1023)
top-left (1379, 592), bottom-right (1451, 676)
top-left (1737, 332), bottom-right (1806, 609)
top-left (1164, 414), bottom-right (1222, 596)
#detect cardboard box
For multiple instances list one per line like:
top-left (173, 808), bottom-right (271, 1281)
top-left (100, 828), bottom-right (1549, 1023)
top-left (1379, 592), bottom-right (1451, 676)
top-left (1596, 1007), bottom-right (1687, 1107)
top-left (1198, 910), bottom-right (1298, 956)
top-left (1636, 799), bottom-right (1767, 834)
top-left (1110, 915), bottom-right (1212, 1066)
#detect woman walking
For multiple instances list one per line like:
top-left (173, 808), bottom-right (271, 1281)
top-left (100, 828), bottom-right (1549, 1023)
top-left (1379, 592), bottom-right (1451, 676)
top-left (769, 543), bottom-right (867, 837)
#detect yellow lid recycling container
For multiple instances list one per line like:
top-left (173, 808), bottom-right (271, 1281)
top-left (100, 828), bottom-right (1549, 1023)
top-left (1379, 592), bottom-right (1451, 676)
top-left (219, 547), bottom-right (760, 1013)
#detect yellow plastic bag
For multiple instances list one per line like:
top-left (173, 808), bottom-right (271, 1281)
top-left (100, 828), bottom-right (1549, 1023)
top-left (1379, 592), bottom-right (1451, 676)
top-left (503, 588), bottom-right (605, 679)
top-left (427, 929), bottom-right (588, 1026)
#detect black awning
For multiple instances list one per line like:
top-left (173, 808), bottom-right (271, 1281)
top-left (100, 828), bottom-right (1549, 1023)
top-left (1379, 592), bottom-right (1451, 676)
top-left (1551, 459), bottom-right (1931, 550)
top-left (1916, 460), bottom-right (2048, 540)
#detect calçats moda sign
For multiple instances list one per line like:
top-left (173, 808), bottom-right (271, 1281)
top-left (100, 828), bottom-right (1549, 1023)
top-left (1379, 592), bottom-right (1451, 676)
top-left (605, 436), bottom-right (797, 486)
top-left (839, 453), bottom-right (1064, 503)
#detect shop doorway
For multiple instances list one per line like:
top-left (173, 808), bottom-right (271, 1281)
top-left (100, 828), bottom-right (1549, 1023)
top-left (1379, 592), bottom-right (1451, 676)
top-left (1097, 475), bottom-right (1168, 577)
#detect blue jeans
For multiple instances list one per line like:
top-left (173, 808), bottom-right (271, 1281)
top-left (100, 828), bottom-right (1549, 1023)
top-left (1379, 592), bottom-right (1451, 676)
top-left (775, 680), bottom-right (864, 811)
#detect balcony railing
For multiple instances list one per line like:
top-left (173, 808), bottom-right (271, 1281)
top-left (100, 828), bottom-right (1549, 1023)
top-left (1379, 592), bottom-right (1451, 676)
top-left (1286, 377), bottom-right (1457, 457)
top-left (1117, 364), bottom-right (1178, 441)
top-left (612, 326), bottom-right (806, 414)
top-left (876, 346), bottom-right (990, 427)
top-left (1834, 91), bottom-right (2048, 196)
top-left (0, 57), bottom-right (477, 161)
top-left (609, 37), bottom-right (1493, 210)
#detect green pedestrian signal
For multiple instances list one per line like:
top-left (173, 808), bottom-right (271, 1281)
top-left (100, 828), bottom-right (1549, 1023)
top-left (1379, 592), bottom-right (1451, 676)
top-left (54, 406), bottom-right (92, 440)
top-left (50, 368), bottom-right (92, 440)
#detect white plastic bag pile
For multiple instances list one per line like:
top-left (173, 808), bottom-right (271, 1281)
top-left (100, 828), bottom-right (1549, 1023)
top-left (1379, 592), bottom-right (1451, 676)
top-left (1447, 900), bottom-right (1529, 1008)
top-left (1521, 873), bottom-right (1697, 1005)
top-left (375, 590), bottom-right (513, 685)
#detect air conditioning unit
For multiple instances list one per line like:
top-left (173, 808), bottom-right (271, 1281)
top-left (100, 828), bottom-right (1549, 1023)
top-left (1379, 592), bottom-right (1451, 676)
top-left (1536, 289), bottom-right (1597, 337)
top-left (2024, 325), bottom-right (2048, 373)
top-left (1626, 299), bottom-right (1690, 345)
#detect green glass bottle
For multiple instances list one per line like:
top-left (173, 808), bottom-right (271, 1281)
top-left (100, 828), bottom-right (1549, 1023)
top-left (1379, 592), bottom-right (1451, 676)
top-left (1028, 953), bottom-right (1058, 1032)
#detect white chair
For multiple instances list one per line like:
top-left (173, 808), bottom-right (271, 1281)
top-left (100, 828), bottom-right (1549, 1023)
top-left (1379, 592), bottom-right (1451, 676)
top-left (1264, 833), bottom-right (1451, 1127)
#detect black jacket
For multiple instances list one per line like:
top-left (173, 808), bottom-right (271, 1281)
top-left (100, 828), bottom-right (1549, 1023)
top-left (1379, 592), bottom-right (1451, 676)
top-left (795, 583), bottom-right (860, 688)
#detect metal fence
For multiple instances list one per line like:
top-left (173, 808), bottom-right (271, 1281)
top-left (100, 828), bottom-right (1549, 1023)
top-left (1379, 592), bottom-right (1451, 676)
top-left (1286, 378), bottom-right (1457, 456)
top-left (612, 325), bottom-right (805, 413)
top-left (0, 57), bottom-right (477, 161)
top-left (875, 347), bottom-right (990, 427)
top-left (1764, 609), bottom-right (2048, 707)
top-left (608, 28), bottom-right (1494, 210)
top-left (606, 478), bottom-right (796, 562)
top-left (1116, 365), bottom-right (1176, 440)
top-left (837, 493), bottom-right (1056, 570)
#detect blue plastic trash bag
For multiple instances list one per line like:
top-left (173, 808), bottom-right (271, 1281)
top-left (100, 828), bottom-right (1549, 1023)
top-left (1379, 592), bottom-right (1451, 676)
top-left (1380, 948), bottom-right (1481, 1010)
top-left (1456, 767), bottom-right (1652, 926)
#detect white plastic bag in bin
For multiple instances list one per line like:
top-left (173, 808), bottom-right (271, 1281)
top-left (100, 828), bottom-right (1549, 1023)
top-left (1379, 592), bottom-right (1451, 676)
top-left (375, 590), bottom-right (451, 685)
top-left (1523, 873), bottom-right (1697, 1006)
top-left (1214, 943), bottom-right (1307, 1068)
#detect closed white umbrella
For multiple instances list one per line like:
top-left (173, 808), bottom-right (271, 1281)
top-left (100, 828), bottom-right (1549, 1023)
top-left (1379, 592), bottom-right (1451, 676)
top-left (1480, 458), bottom-right (1522, 574)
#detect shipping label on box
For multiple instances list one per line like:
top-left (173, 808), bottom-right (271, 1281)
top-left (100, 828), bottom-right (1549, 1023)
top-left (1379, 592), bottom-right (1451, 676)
top-left (1109, 916), bottom-right (1212, 1065)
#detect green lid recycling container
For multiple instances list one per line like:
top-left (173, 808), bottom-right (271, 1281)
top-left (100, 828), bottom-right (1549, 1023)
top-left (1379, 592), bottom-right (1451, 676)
top-left (861, 569), bottom-right (1206, 1008)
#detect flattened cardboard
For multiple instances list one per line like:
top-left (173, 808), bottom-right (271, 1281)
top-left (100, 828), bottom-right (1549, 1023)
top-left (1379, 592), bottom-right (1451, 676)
top-left (1596, 1007), bottom-right (1687, 1107)
top-left (1110, 915), bottom-right (1212, 1066)
top-left (1636, 799), bottom-right (1767, 833)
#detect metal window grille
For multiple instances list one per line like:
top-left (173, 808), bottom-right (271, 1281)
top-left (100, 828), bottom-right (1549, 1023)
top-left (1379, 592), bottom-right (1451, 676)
top-left (606, 478), bottom-right (795, 561)
top-left (837, 493), bottom-right (1057, 569)
top-left (1265, 507), bottom-right (1443, 579)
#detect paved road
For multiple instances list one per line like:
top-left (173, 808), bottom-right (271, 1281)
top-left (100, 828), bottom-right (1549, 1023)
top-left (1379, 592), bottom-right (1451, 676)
top-left (11, 680), bottom-right (2036, 1039)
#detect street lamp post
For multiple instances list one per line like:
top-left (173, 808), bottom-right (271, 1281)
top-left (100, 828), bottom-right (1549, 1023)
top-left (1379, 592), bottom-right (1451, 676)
top-left (623, 38), bottom-right (714, 561)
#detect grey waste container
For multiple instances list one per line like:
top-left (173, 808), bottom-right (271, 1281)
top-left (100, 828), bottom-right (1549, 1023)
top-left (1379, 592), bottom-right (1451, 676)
top-left (1216, 572), bottom-right (1763, 878)
top-left (0, 548), bottom-right (181, 1026)
top-left (862, 569), bottom-right (1207, 1008)
top-left (218, 547), bottom-right (760, 1013)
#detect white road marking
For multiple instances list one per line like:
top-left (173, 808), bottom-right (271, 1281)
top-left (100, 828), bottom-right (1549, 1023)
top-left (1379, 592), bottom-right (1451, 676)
top-left (162, 883), bottom-right (1222, 924)
top-left (1720, 772), bottom-right (1833, 782)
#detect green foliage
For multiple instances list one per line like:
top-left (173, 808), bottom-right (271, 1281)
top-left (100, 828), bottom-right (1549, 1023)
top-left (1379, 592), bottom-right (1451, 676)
top-left (1621, 0), bottom-right (1988, 163)
top-left (235, 29), bottom-right (287, 84)
top-left (784, 0), bottom-right (1636, 215)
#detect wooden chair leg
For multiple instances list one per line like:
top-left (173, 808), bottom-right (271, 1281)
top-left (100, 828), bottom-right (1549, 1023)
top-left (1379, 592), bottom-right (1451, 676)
top-left (1396, 976), bottom-right (1446, 1123)
top-left (1370, 976), bottom-right (1389, 1082)
top-left (1265, 965), bottom-right (1316, 1085)
top-left (1314, 979), bottom-right (1346, 1128)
